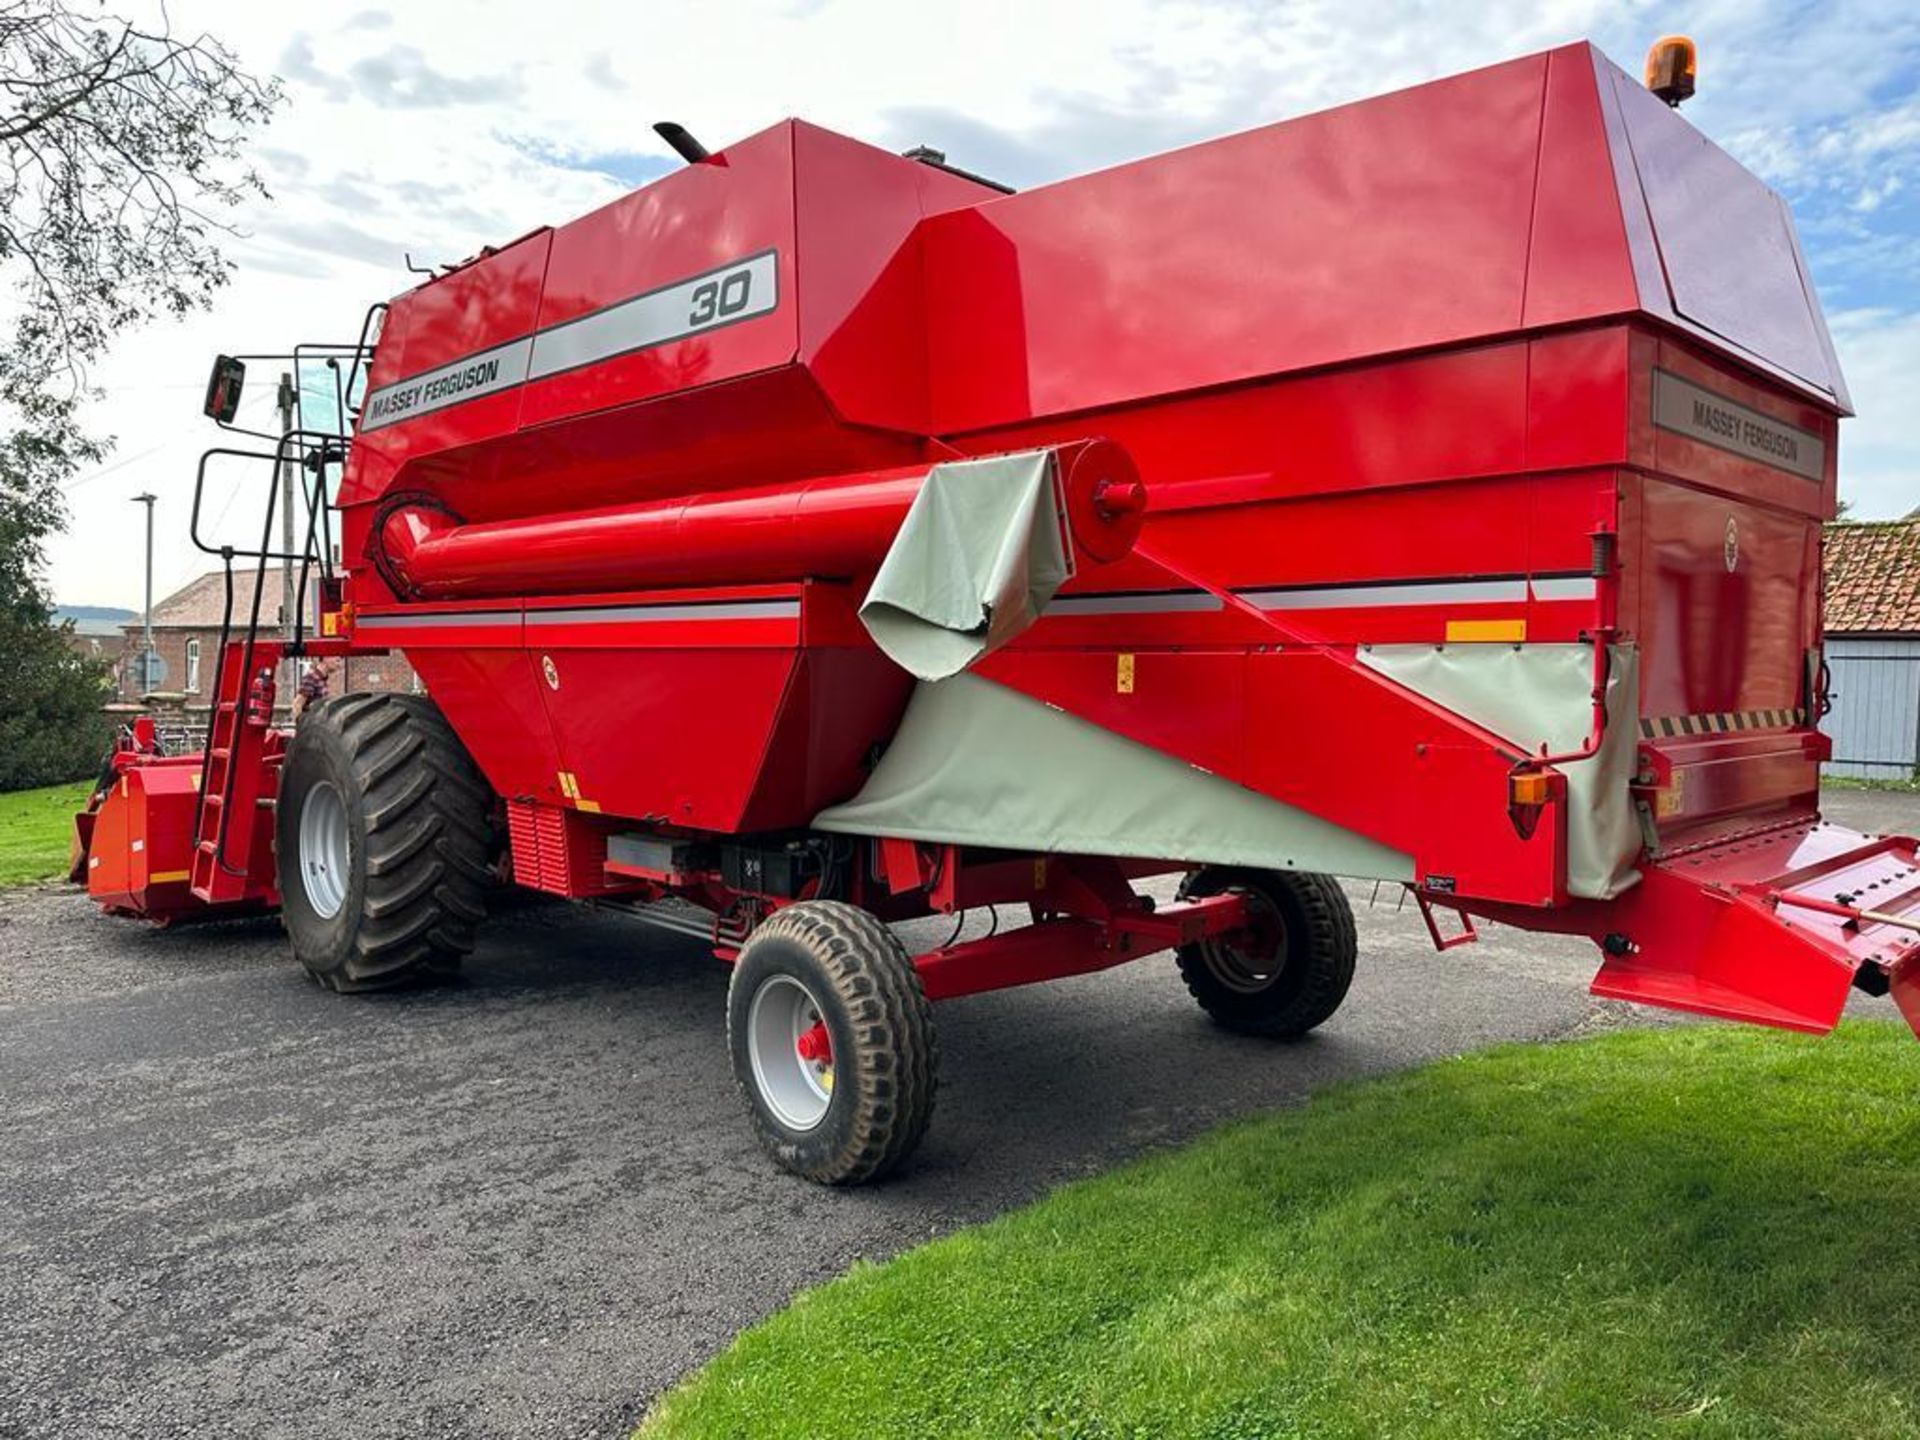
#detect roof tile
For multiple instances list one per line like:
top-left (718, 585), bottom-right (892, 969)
top-left (1825, 519), bottom-right (1920, 634)
top-left (132, 567), bottom-right (294, 630)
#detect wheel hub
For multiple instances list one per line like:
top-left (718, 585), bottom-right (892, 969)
top-left (297, 780), bottom-right (351, 920)
top-left (1200, 887), bottom-right (1287, 994)
top-left (746, 975), bottom-right (835, 1130)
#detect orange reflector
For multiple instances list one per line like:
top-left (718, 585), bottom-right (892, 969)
top-left (1509, 771), bottom-right (1552, 808)
top-left (1446, 618), bottom-right (1526, 643)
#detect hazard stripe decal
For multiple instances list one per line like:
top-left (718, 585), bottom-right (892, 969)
top-left (1638, 708), bottom-right (1806, 739)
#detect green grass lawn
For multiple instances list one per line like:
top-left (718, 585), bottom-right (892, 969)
top-left (1824, 773), bottom-right (1920, 795)
top-left (0, 781), bottom-right (92, 886)
top-left (643, 1022), bottom-right (1920, 1439)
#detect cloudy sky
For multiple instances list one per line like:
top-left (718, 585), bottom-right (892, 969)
top-left (45, 0), bottom-right (1920, 609)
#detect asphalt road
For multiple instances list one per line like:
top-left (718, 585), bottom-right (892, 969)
top-left (2, 787), bottom-right (1913, 1440)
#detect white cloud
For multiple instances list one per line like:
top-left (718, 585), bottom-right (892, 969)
top-left (1830, 307), bottom-right (1920, 518)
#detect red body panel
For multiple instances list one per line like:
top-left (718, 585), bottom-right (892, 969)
top-left (322, 38), bottom-right (1849, 896)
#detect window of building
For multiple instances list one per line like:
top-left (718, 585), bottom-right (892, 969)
top-left (185, 638), bottom-right (201, 692)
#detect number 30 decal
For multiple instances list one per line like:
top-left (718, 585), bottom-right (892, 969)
top-left (688, 268), bottom-right (754, 326)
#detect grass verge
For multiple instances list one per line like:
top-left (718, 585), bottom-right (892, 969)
top-left (1824, 773), bottom-right (1920, 795)
top-left (643, 1022), bottom-right (1920, 1439)
top-left (0, 781), bottom-right (91, 886)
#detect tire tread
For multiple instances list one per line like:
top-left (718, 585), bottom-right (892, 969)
top-left (1174, 869), bottom-right (1356, 1038)
top-left (730, 901), bottom-right (937, 1185)
top-left (279, 694), bottom-right (494, 992)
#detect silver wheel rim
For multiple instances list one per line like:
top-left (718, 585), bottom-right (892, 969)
top-left (298, 780), bottom-right (351, 920)
top-left (1200, 887), bottom-right (1287, 994)
top-left (747, 974), bottom-right (834, 1131)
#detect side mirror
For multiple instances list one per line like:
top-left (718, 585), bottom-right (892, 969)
top-left (203, 355), bottom-right (245, 423)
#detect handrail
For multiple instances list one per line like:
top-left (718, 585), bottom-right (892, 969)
top-left (188, 423), bottom-right (346, 879)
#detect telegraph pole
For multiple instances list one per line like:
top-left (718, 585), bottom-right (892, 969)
top-left (132, 492), bottom-right (157, 694)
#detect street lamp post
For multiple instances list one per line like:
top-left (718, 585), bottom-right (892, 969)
top-left (132, 492), bottom-right (157, 694)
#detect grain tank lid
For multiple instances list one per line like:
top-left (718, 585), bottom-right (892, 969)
top-left (1595, 49), bottom-right (1850, 412)
top-left (858, 450), bottom-right (1073, 681)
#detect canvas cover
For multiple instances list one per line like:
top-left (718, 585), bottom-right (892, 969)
top-left (858, 451), bottom-right (1072, 681)
top-left (814, 672), bottom-right (1415, 881)
top-left (1358, 643), bottom-right (1642, 899)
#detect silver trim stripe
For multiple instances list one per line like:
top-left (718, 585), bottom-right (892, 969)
top-left (1042, 573), bottom-right (1596, 619)
top-left (1046, 592), bottom-right (1224, 617)
top-left (356, 600), bottom-right (800, 630)
top-left (524, 601), bottom-right (799, 625)
top-left (356, 609), bottom-right (519, 630)
top-left (529, 251), bottom-right (777, 381)
top-left (1243, 578), bottom-right (1530, 610)
top-left (1529, 576), bottom-right (1598, 601)
top-left (359, 572), bottom-right (1585, 631)
top-left (358, 249), bottom-right (780, 435)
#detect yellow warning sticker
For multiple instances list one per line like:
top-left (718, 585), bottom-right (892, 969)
top-left (1117, 652), bottom-right (1136, 693)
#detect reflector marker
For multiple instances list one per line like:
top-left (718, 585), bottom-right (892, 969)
top-left (1639, 708), bottom-right (1805, 739)
top-left (1445, 618), bottom-right (1527, 643)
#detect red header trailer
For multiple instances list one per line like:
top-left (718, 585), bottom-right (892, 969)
top-left (77, 41), bottom-right (1918, 1184)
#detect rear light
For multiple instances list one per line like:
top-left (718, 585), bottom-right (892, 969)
top-left (1509, 770), bottom-right (1552, 808)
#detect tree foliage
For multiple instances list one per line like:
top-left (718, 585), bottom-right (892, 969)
top-left (0, 2), bottom-right (276, 786)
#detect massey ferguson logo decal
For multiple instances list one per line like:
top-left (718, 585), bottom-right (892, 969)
top-left (362, 340), bottom-right (530, 430)
top-left (1651, 370), bottom-right (1825, 482)
top-left (359, 251), bottom-right (779, 434)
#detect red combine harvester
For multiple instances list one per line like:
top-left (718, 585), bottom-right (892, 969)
top-left (76, 40), bottom-right (1920, 1183)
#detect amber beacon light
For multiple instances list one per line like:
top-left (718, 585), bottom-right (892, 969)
top-left (1645, 34), bottom-right (1697, 106)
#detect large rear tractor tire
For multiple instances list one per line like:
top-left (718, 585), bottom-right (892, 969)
top-left (1174, 868), bottom-right (1356, 1038)
top-left (276, 693), bottom-right (495, 992)
top-left (727, 901), bottom-right (938, 1185)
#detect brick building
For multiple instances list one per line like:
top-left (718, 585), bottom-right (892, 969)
top-left (115, 567), bottom-right (419, 724)
top-left (62, 614), bottom-right (130, 676)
